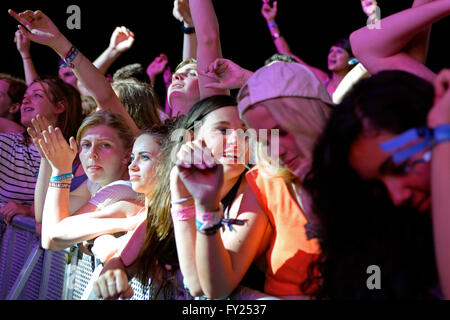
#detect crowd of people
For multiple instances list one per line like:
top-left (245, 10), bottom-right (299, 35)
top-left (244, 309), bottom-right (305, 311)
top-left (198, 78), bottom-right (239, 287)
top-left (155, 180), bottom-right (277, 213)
top-left (0, 0), bottom-right (449, 300)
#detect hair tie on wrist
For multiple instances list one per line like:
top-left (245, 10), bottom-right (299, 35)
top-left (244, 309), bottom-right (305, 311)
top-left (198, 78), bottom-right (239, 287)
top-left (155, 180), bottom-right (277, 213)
top-left (182, 25), bottom-right (195, 34)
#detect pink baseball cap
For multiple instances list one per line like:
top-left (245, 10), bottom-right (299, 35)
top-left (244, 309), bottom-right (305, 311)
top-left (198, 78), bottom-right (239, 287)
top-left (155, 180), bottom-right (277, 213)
top-left (237, 62), bottom-right (334, 118)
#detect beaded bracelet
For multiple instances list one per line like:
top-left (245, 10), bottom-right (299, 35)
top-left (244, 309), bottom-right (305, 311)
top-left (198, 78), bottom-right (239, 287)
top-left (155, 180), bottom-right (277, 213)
top-left (49, 182), bottom-right (71, 189)
top-left (267, 22), bottom-right (277, 29)
top-left (50, 173), bottom-right (74, 182)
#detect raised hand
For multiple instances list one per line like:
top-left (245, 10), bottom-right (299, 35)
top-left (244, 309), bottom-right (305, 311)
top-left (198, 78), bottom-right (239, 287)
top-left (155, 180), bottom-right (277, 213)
top-left (27, 114), bottom-right (52, 158)
top-left (174, 140), bottom-right (223, 208)
top-left (8, 9), bottom-right (64, 49)
top-left (109, 26), bottom-right (135, 53)
top-left (201, 58), bottom-right (253, 90)
top-left (37, 125), bottom-right (78, 174)
top-left (14, 28), bottom-right (30, 57)
top-left (360, 0), bottom-right (378, 18)
top-left (146, 54), bottom-right (169, 84)
top-left (261, 0), bottom-right (278, 22)
top-left (173, 0), bottom-right (194, 26)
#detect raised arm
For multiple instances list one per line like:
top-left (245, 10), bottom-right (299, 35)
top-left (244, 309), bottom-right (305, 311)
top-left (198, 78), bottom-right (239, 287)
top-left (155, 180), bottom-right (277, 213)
top-left (350, 0), bottom-right (450, 83)
top-left (28, 115), bottom-right (90, 226)
top-left (261, 0), bottom-right (329, 83)
top-left (173, 0), bottom-right (197, 61)
top-left (14, 28), bottom-right (38, 85)
top-left (92, 26), bottom-right (135, 75)
top-left (428, 69), bottom-right (450, 299)
top-left (174, 140), bottom-right (270, 299)
top-left (189, 0), bottom-right (228, 98)
top-left (170, 165), bottom-right (204, 297)
top-left (8, 9), bottom-right (140, 137)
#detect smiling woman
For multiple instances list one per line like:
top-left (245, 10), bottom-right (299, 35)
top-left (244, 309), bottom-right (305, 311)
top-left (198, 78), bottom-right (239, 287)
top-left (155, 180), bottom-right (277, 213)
top-left (0, 75), bottom-right (83, 225)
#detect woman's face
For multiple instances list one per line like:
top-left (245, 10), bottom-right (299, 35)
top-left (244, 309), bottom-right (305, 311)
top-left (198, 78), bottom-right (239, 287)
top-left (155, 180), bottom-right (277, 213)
top-left (196, 106), bottom-right (249, 179)
top-left (128, 134), bottom-right (161, 195)
top-left (349, 130), bottom-right (431, 212)
top-left (20, 81), bottom-right (65, 127)
top-left (79, 124), bottom-right (130, 186)
top-left (327, 46), bottom-right (351, 73)
top-left (167, 63), bottom-right (200, 116)
top-left (58, 66), bottom-right (78, 89)
top-left (243, 104), bottom-right (304, 177)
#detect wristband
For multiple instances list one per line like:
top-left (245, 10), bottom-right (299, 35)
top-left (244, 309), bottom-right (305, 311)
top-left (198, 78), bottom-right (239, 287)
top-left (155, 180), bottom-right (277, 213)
top-left (380, 124), bottom-right (450, 164)
top-left (171, 205), bottom-right (195, 221)
top-left (49, 182), bottom-right (71, 189)
top-left (182, 25), bottom-right (195, 34)
top-left (267, 22), bottom-right (278, 29)
top-left (195, 203), bottom-right (223, 235)
top-left (60, 46), bottom-right (79, 68)
top-left (50, 173), bottom-right (74, 182)
top-left (432, 124), bottom-right (450, 145)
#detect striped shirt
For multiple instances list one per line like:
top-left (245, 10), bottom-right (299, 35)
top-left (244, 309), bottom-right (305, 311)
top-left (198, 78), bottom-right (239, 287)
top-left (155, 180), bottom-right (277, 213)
top-left (0, 132), bottom-right (41, 207)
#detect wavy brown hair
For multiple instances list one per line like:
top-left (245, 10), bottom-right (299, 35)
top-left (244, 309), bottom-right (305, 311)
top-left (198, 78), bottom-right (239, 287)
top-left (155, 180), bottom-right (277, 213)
top-left (135, 95), bottom-right (237, 298)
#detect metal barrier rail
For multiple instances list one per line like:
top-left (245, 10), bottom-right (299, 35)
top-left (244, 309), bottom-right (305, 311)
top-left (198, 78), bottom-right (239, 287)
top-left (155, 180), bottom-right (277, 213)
top-left (0, 214), bottom-right (67, 300)
top-left (0, 214), bottom-right (174, 300)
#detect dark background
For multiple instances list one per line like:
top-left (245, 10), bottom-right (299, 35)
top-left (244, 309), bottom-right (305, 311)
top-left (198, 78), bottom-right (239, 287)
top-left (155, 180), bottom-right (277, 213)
top-left (2, 0), bottom-right (449, 80)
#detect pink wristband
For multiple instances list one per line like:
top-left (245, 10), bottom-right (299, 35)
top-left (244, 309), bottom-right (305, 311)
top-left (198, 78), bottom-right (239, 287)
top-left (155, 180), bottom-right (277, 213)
top-left (171, 205), bottom-right (195, 221)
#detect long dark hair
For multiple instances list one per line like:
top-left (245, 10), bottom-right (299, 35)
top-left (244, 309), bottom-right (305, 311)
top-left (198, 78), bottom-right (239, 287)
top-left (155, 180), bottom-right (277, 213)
top-left (303, 71), bottom-right (440, 299)
top-left (134, 95), bottom-right (237, 298)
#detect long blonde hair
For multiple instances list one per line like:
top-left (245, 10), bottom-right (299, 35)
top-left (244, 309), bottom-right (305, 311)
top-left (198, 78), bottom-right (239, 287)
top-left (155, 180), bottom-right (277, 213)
top-left (250, 97), bottom-right (332, 183)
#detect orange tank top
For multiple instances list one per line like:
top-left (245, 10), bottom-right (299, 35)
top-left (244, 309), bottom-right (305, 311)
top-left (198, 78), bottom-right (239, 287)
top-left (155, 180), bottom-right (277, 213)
top-left (246, 167), bottom-right (320, 296)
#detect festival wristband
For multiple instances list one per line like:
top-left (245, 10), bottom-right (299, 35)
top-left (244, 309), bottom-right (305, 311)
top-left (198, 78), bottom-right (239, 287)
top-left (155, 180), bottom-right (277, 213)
top-left (49, 182), bottom-right (71, 189)
top-left (171, 205), bottom-right (195, 221)
top-left (50, 173), bottom-right (74, 182)
top-left (380, 124), bottom-right (450, 164)
top-left (433, 124), bottom-right (450, 145)
top-left (195, 204), bottom-right (223, 234)
top-left (60, 46), bottom-right (80, 68)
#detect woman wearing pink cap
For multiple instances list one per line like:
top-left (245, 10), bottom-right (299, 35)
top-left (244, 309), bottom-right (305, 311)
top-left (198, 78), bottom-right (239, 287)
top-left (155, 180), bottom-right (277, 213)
top-left (191, 59), bottom-right (334, 299)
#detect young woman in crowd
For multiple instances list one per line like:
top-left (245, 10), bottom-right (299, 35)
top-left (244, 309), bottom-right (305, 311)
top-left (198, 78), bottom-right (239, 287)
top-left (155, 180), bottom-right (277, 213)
top-left (30, 110), bottom-right (142, 252)
top-left (260, 0), bottom-right (357, 96)
top-left (0, 75), bottom-right (83, 225)
top-left (92, 94), bottom-right (269, 300)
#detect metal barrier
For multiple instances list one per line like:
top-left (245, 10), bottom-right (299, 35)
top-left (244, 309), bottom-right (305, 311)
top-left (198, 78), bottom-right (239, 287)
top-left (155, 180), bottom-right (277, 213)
top-left (0, 214), bottom-right (180, 300)
top-left (0, 214), bottom-right (67, 300)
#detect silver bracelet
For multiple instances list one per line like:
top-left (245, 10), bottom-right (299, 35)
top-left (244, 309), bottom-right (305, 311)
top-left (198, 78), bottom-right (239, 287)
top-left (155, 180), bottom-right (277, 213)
top-left (170, 196), bottom-right (193, 205)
